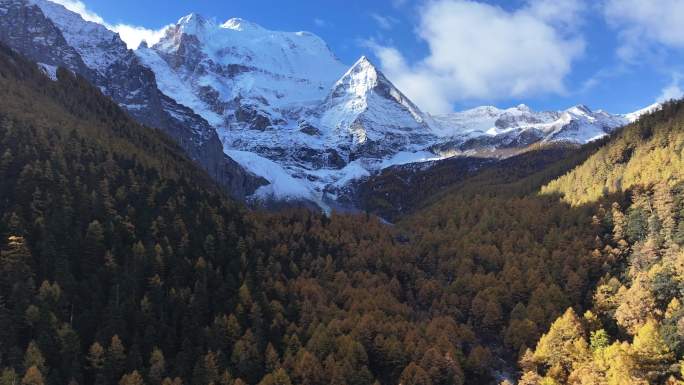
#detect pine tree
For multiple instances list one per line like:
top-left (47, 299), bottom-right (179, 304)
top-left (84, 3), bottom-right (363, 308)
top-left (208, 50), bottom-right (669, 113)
top-left (653, 182), bottom-right (675, 244)
top-left (83, 221), bottom-right (105, 276)
top-left (265, 343), bottom-right (280, 373)
top-left (1, 368), bottom-right (19, 385)
top-left (0, 235), bottom-right (33, 290)
top-left (631, 319), bottom-right (674, 382)
top-left (533, 308), bottom-right (585, 378)
top-left (192, 351), bottom-right (219, 385)
top-left (148, 347), bottom-right (165, 385)
top-left (611, 202), bottom-right (626, 242)
top-left (614, 276), bottom-right (658, 334)
top-left (21, 366), bottom-right (44, 385)
top-left (292, 350), bottom-right (322, 385)
top-left (87, 342), bottom-right (106, 385)
top-left (23, 341), bottom-right (46, 377)
top-left (231, 330), bottom-right (262, 384)
top-left (106, 336), bottom-right (127, 384)
top-left (398, 362), bottom-right (432, 385)
top-left (119, 371), bottom-right (145, 385)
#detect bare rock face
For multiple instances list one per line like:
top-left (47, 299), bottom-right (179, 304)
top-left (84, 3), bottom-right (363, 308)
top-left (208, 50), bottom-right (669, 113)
top-left (0, 0), bottom-right (265, 199)
top-left (0, 0), bottom-right (92, 76)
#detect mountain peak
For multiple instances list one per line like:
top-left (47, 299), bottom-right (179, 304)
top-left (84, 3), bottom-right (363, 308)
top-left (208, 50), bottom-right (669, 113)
top-left (331, 56), bottom-right (384, 100)
top-left (176, 12), bottom-right (212, 35)
top-left (567, 104), bottom-right (592, 115)
top-left (177, 12), bottom-right (206, 25)
top-left (319, 53), bottom-right (428, 147)
top-left (515, 103), bottom-right (531, 112)
top-left (221, 17), bottom-right (264, 32)
top-left (356, 55), bottom-right (371, 64)
top-left (350, 55), bottom-right (378, 72)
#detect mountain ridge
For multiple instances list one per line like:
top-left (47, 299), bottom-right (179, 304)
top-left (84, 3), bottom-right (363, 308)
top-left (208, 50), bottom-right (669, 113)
top-left (0, 1), bottom-right (659, 210)
top-left (0, 0), bottom-right (266, 199)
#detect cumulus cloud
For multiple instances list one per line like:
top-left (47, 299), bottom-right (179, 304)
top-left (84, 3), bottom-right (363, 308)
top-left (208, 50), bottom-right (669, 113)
top-left (604, 0), bottom-right (684, 61)
top-left (657, 75), bottom-right (684, 103)
top-left (45, 0), bottom-right (168, 49)
top-left (112, 24), bottom-right (169, 49)
top-left (370, 0), bottom-right (586, 113)
top-left (526, 0), bottom-right (586, 31)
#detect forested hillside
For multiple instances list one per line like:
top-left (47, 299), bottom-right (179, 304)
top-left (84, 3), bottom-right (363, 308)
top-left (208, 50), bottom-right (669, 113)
top-left (0, 43), bottom-right (509, 385)
top-left (356, 138), bottom-right (608, 221)
top-left (2, 39), bottom-right (683, 385)
top-left (542, 101), bottom-right (684, 205)
top-left (510, 102), bottom-right (684, 384)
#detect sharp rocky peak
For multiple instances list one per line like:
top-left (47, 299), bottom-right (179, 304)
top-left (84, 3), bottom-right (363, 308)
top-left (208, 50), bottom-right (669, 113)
top-left (333, 55), bottom-right (394, 98)
top-left (566, 104), bottom-right (593, 115)
top-left (221, 17), bottom-right (264, 32)
top-left (174, 12), bottom-right (214, 35)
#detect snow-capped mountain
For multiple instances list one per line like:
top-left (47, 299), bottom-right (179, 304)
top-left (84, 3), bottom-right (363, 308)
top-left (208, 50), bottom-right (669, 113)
top-left (316, 56), bottom-right (433, 156)
top-left (138, 13), bottom-right (347, 131)
top-left (624, 102), bottom-right (662, 123)
top-left (0, 0), bottom-right (265, 199)
top-left (135, 15), bottom-right (439, 206)
top-left (429, 104), bottom-right (632, 157)
top-left (0, 1), bottom-right (657, 210)
top-left (219, 56), bottom-right (440, 207)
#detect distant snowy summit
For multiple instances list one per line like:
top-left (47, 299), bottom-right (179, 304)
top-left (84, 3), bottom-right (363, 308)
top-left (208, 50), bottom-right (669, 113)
top-left (429, 103), bottom-right (638, 157)
top-left (0, 1), bottom-right (659, 209)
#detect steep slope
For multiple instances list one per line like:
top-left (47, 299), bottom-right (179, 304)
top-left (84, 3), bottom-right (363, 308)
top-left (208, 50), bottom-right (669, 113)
top-left (316, 56), bottom-right (434, 156)
top-left (354, 142), bottom-right (603, 221)
top-left (139, 17), bottom-right (440, 206)
top-left (542, 99), bottom-right (684, 205)
top-left (0, 0), bottom-right (91, 77)
top-left (514, 101), bottom-right (684, 385)
top-left (624, 101), bottom-right (662, 122)
top-left (140, 13), bottom-right (347, 131)
top-left (0, 0), bottom-right (264, 198)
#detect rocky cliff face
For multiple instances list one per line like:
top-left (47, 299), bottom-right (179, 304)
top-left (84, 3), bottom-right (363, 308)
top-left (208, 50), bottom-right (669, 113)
top-left (0, 0), bottom-right (264, 199)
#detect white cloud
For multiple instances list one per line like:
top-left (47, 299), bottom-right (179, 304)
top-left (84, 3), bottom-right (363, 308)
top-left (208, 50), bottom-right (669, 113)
top-left (370, 13), bottom-right (398, 30)
top-left (44, 0), bottom-right (168, 49)
top-left (313, 18), bottom-right (327, 27)
top-left (604, 0), bottom-right (684, 61)
top-left (45, 0), bottom-right (105, 24)
top-left (111, 24), bottom-right (169, 49)
top-left (370, 0), bottom-right (585, 113)
top-left (657, 75), bottom-right (684, 103)
top-left (526, 0), bottom-right (586, 31)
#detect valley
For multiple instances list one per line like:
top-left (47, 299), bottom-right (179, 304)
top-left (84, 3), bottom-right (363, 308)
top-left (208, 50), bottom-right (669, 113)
top-left (0, 1), bottom-right (682, 385)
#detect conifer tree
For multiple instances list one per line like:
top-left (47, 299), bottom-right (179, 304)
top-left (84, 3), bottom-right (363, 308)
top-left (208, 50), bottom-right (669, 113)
top-left (21, 366), bottom-right (44, 385)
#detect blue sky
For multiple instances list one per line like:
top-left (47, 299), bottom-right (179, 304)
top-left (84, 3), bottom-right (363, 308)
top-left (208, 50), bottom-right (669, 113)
top-left (52, 0), bottom-right (684, 114)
